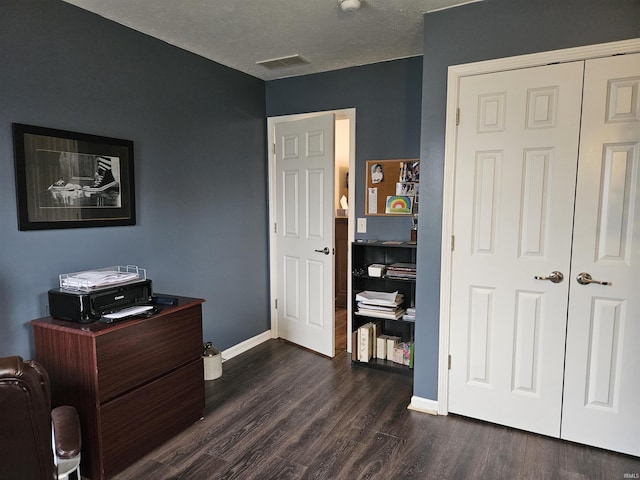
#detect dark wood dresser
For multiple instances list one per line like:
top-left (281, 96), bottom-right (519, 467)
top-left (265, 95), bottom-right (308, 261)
top-left (31, 296), bottom-right (205, 480)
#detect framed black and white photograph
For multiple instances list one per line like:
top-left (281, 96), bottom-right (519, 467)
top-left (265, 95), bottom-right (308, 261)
top-left (12, 123), bottom-right (135, 231)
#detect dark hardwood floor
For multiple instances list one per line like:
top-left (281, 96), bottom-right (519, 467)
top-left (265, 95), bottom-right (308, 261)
top-left (112, 339), bottom-right (639, 480)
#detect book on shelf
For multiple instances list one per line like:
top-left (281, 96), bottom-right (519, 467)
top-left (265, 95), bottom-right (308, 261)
top-left (358, 323), bottom-right (374, 362)
top-left (371, 320), bottom-right (382, 358)
top-left (357, 321), bottom-right (382, 362)
top-left (376, 334), bottom-right (388, 360)
top-left (386, 336), bottom-right (401, 361)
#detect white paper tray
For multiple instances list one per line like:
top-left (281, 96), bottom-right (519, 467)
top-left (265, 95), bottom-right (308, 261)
top-left (59, 265), bottom-right (147, 292)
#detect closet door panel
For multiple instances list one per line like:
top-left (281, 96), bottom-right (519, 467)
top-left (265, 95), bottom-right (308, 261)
top-left (562, 53), bottom-right (640, 457)
top-left (448, 61), bottom-right (584, 437)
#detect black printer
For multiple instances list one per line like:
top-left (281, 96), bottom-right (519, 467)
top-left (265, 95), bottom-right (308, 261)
top-left (48, 279), bottom-right (152, 323)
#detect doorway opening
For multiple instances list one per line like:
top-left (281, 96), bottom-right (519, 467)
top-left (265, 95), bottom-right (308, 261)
top-left (267, 109), bottom-right (356, 357)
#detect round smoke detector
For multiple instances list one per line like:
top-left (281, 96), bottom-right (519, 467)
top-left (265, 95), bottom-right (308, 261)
top-left (339, 0), bottom-right (361, 12)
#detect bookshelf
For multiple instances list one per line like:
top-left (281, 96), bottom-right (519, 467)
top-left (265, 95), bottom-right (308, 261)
top-left (351, 241), bottom-right (416, 376)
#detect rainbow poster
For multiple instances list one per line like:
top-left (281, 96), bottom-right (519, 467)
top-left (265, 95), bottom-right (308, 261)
top-left (385, 195), bottom-right (412, 214)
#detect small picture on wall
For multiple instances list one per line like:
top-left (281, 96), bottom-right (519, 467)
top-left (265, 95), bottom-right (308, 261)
top-left (400, 161), bottom-right (420, 182)
top-left (370, 163), bottom-right (384, 183)
top-left (396, 182), bottom-right (417, 197)
top-left (385, 195), bottom-right (413, 214)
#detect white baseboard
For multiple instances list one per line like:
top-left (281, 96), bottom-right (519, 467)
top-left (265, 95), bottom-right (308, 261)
top-left (221, 330), bottom-right (272, 362)
top-left (407, 396), bottom-right (439, 415)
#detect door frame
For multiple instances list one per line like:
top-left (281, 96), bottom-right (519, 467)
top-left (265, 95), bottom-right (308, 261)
top-left (438, 38), bottom-right (640, 415)
top-left (267, 108), bottom-right (356, 352)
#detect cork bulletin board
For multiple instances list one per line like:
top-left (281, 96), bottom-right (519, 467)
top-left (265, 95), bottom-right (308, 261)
top-left (365, 159), bottom-right (419, 216)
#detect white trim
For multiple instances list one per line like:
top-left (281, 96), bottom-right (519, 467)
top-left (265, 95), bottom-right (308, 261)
top-left (408, 396), bottom-right (439, 415)
top-left (267, 109), bottom-right (357, 353)
top-left (427, 0), bottom-right (482, 14)
top-left (221, 330), bottom-right (272, 362)
top-left (437, 67), bottom-right (460, 416)
top-left (448, 38), bottom-right (640, 77)
top-left (438, 38), bottom-right (640, 416)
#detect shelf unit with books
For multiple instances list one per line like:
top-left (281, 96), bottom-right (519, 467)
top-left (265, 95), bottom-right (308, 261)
top-left (351, 240), bottom-right (416, 376)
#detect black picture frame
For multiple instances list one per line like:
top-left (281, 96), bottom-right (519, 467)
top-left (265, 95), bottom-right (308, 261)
top-left (12, 123), bottom-right (136, 231)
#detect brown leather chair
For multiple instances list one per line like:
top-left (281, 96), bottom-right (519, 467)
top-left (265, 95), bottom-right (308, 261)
top-left (0, 356), bottom-right (81, 480)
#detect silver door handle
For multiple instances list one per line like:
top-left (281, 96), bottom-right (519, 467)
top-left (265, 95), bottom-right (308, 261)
top-left (576, 272), bottom-right (610, 286)
top-left (314, 247), bottom-right (330, 255)
top-left (534, 271), bottom-right (564, 283)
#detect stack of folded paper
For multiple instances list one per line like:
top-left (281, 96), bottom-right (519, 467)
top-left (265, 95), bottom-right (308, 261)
top-left (355, 290), bottom-right (405, 320)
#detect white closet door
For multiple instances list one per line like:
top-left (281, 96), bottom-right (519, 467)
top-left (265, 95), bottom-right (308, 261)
top-left (448, 62), bottom-right (584, 436)
top-left (561, 53), bottom-right (640, 457)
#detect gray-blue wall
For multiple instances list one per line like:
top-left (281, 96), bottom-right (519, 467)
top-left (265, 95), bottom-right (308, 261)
top-left (266, 58), bottom-right (424, 240)
top-left (0, 1), bottom-right (269, 358)
top-left (415, 0), bottom-right (640, 400)
top-left (2, 0), bottom-right (637, 404)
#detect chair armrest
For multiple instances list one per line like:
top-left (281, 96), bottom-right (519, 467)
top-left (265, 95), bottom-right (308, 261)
top-left (0, 356), bottom-right (21, 377)
top-left (51, 406), bottom-right (81, 459)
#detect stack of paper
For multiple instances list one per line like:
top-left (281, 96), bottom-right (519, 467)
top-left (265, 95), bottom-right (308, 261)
top-left (403, 306), bottom-right (416, 322)
top-left (386, 263), bottom-right (416, 279)
top-left (61, 270), bottom-right (141, 290)
top-left (355, 290), bottom-right (405, 320)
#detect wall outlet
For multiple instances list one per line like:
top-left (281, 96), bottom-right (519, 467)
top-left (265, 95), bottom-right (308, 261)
top-left (357, 217), bottom-right (367, 233)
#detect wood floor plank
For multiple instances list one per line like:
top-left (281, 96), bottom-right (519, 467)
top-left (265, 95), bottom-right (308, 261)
top-left (217, 426), bottom-right (289, 479)
top-left (111, 339), bottom-right (640, 480)
top-left (385, 415), bottom-right (455, 478)
top-left (173, 454), bottom-right (229, 480)
top-left (299, 436), bottom-right (363, 480)
top-left (250, 456), bottom-right (306, 480)
top-left (342, 431), bottom-right (406, 479)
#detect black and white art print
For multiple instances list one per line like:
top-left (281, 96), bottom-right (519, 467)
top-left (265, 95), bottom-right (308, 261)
top-left (12, 124), bottom-right (135, 230)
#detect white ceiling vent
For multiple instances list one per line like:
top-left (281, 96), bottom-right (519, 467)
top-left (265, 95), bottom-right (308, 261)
top-left (256, 54), bottom-right (309, 69)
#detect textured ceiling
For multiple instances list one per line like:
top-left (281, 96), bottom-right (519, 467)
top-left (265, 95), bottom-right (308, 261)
top-left (61, 0), bottom-right (480, 81)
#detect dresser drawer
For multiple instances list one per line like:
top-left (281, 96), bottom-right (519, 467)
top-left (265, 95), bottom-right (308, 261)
top-left (99, 359), bottom-right (204, 478)
top-left (96, 304), bottom-right (203, 402)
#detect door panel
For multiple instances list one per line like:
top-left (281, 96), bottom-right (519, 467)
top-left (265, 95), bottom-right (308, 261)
top-left (283, 171), bottom-right (299, 236)
top-left (561, 53), bottom-right (640, 457)
top-left (448, 61), bottom-right (585, 436)
top-left (275, 114), bottom-right (335, 357)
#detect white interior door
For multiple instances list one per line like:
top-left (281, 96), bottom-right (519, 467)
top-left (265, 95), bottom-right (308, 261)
top-left (275, 114), bottom-right (335, 357)
top-left (561, 53), bottom-right (640, 457)
top-left (448, 62), bottom-right (585, 436)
